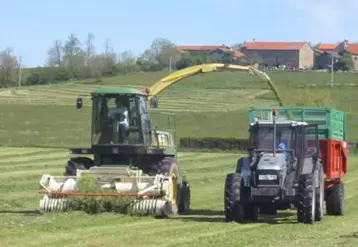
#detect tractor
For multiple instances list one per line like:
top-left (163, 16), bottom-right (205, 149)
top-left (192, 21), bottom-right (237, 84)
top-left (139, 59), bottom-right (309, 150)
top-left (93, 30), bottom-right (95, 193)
top-left (38, 87), bottom-right (190, 216)
top-left (224, 108), bottom-right (325, 224)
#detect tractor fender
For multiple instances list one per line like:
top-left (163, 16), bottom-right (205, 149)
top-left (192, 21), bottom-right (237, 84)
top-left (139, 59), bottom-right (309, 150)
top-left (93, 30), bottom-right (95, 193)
top-left (239, 156), bottom-right (252, 187)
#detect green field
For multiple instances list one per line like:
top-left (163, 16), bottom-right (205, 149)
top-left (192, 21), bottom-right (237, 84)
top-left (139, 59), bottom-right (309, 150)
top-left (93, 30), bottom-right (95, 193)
top-left (1, 70), bottom-right (358, 148)
top-left (0, 147), bottom-right (358, 247)
top-left (1, 70), bottom-right (358, 246)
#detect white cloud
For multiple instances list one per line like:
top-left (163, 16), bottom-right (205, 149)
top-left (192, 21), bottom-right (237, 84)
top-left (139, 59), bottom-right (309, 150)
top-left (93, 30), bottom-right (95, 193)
top-left (284, 0), bottom-right (358, 42)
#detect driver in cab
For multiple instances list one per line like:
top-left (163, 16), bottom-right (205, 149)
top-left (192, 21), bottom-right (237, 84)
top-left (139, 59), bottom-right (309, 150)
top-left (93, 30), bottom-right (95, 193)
top-left (108, 97), bottom-right (129, 142)
top-left (276, 131), bottom-right (286, 152)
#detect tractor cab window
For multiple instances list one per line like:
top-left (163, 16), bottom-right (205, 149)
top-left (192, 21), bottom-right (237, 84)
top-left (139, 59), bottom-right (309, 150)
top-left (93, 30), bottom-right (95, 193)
top-left (92, 94), bottom-right (143, 145)
top-left (256, 125), bottom-right (294, 151)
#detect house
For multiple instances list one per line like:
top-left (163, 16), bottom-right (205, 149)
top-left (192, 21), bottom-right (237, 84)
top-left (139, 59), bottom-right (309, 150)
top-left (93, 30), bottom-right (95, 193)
top-left (176, 45), bottom-right (246, 60)
top-left (313, 46), bottom-right (341, 70)
top-left (240, 41), bottom-right (314, 69)
top-left (315, 41), bottom-right (358, 71)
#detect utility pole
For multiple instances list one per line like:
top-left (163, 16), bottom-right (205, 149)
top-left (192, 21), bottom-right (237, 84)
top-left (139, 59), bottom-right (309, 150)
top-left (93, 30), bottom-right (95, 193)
top-left (18, 56), bottom-right (22, 88)
top-left (330, 52), bottom-right (334, 88)
top-left (169, 56), bottom-right (172, 74)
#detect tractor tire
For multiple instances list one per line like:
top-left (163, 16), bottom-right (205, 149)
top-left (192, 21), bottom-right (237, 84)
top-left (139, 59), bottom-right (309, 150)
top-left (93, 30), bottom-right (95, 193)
top-left (147, 157), bottom-right (182, 215)
top-left (246, 204), bottom-right (259, 221)
top-left (326, 182), bottom-right (344, 216)
top-left (64, 157), bottom-right (94, 176)
top-left (315, 162), bottom-right (324, 221)
top-left (178, 181), bottom-right (190, 214)
top-left (260, 204), bottom-right (277, 215)
top-left (224, 173), bottom-right (248, 223)
top-left (297, 174), bottom-right (316, 224)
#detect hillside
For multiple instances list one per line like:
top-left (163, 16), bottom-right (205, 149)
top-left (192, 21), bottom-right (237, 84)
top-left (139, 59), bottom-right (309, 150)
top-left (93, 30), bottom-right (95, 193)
top-left (0, 70), bottom-right (358, 148)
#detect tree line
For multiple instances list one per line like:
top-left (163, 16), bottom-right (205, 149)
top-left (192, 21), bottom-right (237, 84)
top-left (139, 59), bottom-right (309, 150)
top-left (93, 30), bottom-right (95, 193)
top-left (0, 33), bottom-right (251, 88)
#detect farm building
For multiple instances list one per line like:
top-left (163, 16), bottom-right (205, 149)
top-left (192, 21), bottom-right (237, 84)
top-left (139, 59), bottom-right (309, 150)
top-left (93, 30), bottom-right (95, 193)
top-left (240, 41), bottom-right (314, 69)
top-left (315, 41), bottom-right (358, 71)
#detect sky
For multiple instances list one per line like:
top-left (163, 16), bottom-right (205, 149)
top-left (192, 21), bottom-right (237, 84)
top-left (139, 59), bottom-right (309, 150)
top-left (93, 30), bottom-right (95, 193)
top-left (1, 0), bottom-right (357, 67)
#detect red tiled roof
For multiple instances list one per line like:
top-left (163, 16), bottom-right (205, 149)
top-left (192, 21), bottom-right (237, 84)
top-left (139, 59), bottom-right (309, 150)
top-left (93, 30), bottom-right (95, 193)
top-left (176, 45), bottom-right (246, 58)
top-left (317, 43), bottom-right (338, 51)
top-left (242, 41), bottom-right (308, 50)
top-left (345, 43), bottom-right (358, 55)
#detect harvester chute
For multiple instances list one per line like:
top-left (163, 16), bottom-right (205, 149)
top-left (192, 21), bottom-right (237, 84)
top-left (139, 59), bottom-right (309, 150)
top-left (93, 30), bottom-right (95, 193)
top-left (146, 63), bottom-right (285, 108)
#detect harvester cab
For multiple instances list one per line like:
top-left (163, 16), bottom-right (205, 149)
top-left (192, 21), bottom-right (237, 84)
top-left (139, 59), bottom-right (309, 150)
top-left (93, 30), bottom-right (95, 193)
top-left (38, 87), bottom-right (190, 217)
top-left (225, 108), bottom-right (324, 224)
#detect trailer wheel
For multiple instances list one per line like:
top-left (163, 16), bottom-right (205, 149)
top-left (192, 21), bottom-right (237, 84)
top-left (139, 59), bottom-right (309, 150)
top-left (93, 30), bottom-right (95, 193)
top-left (326, 182), bottom-right (344, 216)
top-left (178, 181), bottom-right (190, 214)
top-left (297, 174), bottom-right (315, 224)
top-left (315, 162), bottom-right (324, 221)
top-left (224, 173), bottom-right (247, 223)
top-left (64, 157), bottom-right (94, 176)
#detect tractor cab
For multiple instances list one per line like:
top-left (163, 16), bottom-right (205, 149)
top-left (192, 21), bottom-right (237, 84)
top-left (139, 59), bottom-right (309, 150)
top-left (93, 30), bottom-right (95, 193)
top-left (75, 87), bottom-right (175, 153)
top-left (249, 120), bottom-right (319, 178)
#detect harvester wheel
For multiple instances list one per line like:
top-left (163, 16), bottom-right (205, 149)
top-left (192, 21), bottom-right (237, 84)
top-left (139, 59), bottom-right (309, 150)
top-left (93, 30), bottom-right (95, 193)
top-left (297, 174), bottom-right (316, 224)
top-left (315, 162), bottom-right (324, 221)
top-left (64, 157), bottom-right (94, 176)
top-left (178, 181), bottom-right (190, 213)
top-left (147, 157), bottom-right (182, 215)
top-left (326, 182), bottom-right (344, 216)
top-left (224, 173), bottom-right (247, 223)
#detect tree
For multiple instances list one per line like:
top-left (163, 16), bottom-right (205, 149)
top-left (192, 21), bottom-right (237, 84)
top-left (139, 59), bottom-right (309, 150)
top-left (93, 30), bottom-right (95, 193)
top-left (335, 52), bottom-right (354, 71)
top-left (47, 40), bottom-right (63, 67)
top-left (0, 47), bottom-right (18, 87)
top-left (62, 34), bottom-right (86, 77)
top-left (85, 33), bottom-right (95, 68)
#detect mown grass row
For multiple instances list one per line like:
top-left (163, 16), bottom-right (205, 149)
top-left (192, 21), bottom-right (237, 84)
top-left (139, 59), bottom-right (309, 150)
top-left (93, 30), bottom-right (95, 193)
top-left (0, 147), bottom-right (358, 247)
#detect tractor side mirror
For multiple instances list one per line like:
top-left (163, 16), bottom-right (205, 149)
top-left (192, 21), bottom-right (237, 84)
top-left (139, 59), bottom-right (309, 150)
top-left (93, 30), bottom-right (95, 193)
top-left (150, 96), bottom-right (158, 108)
top-left (76, 97), bottom-right (83, 109)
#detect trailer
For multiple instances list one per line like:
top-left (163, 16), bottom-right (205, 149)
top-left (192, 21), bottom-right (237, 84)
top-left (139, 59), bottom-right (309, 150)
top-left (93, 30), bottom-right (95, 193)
top-left (249, 106), bottom-right (348, 216)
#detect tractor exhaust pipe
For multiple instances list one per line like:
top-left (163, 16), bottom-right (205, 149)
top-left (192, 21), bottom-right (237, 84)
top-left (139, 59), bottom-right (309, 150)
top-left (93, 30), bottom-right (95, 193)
top-left (272, 108), bottom-right (277, 157)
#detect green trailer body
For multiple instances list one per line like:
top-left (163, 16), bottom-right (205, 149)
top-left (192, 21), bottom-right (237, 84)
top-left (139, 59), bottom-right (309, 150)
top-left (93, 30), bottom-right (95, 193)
top-left (248, 106), bottom-right (346, 141)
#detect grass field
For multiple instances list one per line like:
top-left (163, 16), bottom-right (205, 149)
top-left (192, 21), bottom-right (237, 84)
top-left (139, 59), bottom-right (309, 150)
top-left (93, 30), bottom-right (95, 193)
top-left (0, 147), bottom-right (358, 247)
top-left (1, 70), bottom-right (358, 148)
top-left (1, 70), bottom-right (358, 247)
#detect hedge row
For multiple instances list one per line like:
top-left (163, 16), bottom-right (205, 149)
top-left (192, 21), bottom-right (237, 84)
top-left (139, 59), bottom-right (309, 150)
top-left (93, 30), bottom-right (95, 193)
top-left (179, 137), bottom-right (358, 151)
top-left (179, 137), bottom-right (249, 151)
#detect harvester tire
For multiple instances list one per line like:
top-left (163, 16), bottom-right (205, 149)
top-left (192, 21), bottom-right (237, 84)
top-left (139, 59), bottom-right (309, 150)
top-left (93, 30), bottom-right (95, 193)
top-left (64, 157), bottom-right (94, 176)
top-left (178, 181), bottom-right (190, 214)
top-left (315, 162), bottom-right (324, 221)
top-left (147, 157), bottom-right (182, 215)
top-left (326, 182), bottom-right (344, 216)
top-left (224, 173), bottom-right (247, 223)
top-left (297, 174), bottom-right (316, 224)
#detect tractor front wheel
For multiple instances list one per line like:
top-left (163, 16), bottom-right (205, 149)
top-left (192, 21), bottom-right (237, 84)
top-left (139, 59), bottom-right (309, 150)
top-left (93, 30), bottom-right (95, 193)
top-left (64, 157), bottom-right (94, 176)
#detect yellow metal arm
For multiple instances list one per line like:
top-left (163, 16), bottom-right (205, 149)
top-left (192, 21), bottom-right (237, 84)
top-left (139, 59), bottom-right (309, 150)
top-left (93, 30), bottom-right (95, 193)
top-left (146, 63), bottom-right (285, 107)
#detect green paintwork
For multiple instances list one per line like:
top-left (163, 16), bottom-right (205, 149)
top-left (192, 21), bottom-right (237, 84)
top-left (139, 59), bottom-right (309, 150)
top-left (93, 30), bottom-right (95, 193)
top-left (91, 87), bottom-right (146, 96)
top-left (249, 106), bottom-right (347, 141)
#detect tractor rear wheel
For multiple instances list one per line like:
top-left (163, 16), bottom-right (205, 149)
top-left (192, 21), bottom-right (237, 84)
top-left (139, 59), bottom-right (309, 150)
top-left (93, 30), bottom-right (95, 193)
top-left (326, 182), bottom-right (344, 216)
top-left (315, 162), bottom-right (324, 221)
top-left (224, 173), bottom-right (248, 223)
top-left (297, 174), bottom-right (316, 224)
top-left (64, 157), bottom-right (94, 176)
